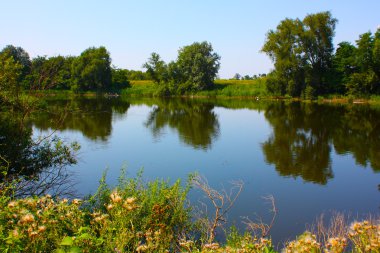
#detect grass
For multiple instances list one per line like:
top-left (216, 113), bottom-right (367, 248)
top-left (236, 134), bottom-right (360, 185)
top-left (196, 79), bottom-right (268, 97)
top-left (122, 79), bottom-right (268, 98)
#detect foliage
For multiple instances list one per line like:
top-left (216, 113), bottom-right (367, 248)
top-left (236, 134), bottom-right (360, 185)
top-left (111, 68), bottom-right (130, 90)
top-left (175, 41), bottom-right (220, 91)
top-left (0, 171), bottom-right (194, 252)
top-left (70, 47), bottom-right (112, 92)
top-left (26, 56), bottom-right (74, 90)
top-left (0, 53), bottom-right (23, 97)
top-left (262, 11), bottom-right (337, 97)
top-left (143, 42), bottom-right (220, 95)
top-left (0, 45), bottom-right (31, 88)
top-left (1, 173), bottom-right (379, 252)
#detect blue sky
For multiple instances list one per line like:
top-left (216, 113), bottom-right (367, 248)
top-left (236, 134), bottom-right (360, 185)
top-left (1, 0), bottom-right (379, 78)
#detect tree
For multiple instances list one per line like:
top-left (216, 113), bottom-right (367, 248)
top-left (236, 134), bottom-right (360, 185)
top-left (0, 45), bottom-right (31, 81)
top-left (332, 42), bottom-right (357, 93)
top-left (143, 42), bottom-right (220, 94)
top-left (175, 41), bottom-right (220, 91)
top-left (0, 54), bottom-right (23, 97)
top-left (71, 47), bottom-right (112, 91)
top-left (111, 68), bottom-right (130, 90)
top-left (233, 73), bottom-right (241, 80)
top-left (262, 18), bottom-right (305, 96)
top-left (301, 12), bottom-right (337, 94)
top-left (143, 52), bottom-right (168, 84)
top-left (262, 12), bottom-right (337, 96)
top-left (26, 56), bottom-right (74, 90)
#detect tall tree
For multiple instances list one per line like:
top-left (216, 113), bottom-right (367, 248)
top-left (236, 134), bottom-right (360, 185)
top-left (301, 12), bottom-right (337, 94)
top-left (0, 54), bottom-right (23, 99)
top-left (262, 18), bottom-right (305, 96)
top-left (71, 47), bottom-right (112, 91)
top-left (175, 41), bottom-right (220, 91)
top-left (262, 12), bottom-right (337, 97)
top-left (143, 53), bottom-right (168, 84)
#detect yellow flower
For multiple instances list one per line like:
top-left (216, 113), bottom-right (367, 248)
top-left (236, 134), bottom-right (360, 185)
top-left (12, 229), bottom-right (19, 238)
top-left (38, 226), bottom-right (46, 233)
top-left (7, 201), bottom-right (17, 208)
top-left (136, 244), bottom-right (148, 252)
top-left (110, 191), bottom-right (122, 203)
top-left (72, 199), bottom-right (81, 205)
top-left (126, 197), bottom-right (136, 204)
top-left (20, 213), bottom-right (35, 224)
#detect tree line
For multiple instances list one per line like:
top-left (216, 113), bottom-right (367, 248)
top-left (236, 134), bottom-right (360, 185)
top-left (262, 11), bottom-right (380, 98)
top-left (0, 46), bottom-right (151, 94)
top-left (1, 11), bottom-right (379, 98)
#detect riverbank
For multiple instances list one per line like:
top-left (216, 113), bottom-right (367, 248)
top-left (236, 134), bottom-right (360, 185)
top-left (122, 80), bottom-right (380, 105)
top-left (22, 79), bottom-right (380, 106)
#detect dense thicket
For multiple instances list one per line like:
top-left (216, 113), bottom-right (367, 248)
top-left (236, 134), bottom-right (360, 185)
top-left (143, 41), bottom-right (221, 95)
top-left (262, 11), bottom-right (380, 98)
top-left (0, 46), bottom-right (132, 93)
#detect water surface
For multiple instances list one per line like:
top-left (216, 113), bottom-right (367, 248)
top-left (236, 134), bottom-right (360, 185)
top-left (31, 97), bottom-right (380, 243)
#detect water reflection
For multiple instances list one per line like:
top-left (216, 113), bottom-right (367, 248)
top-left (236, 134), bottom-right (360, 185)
top-left (262, 102), bottom-right (380, 184)
top-left (32, 98), bottom-right (130, 142)
top-left (144, 99), bottom-right (220, 150)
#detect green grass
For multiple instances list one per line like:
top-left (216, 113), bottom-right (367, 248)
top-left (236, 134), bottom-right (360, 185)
top-left (122, 79), bottom-right (268, 98)
top-left (121, 80), bottom-right (156, 96)
top-left (197, 78), bottom-right (268, 97)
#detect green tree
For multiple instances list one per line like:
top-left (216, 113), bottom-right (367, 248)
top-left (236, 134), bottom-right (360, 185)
top-left (301, 12), bottom-right (337, 94)
top-left (262, 18), bottom-right (305, 96)
top-left (175, 41), bottom-right (220, 91)
top-left (71, 47), bottom-right (112, 91)
top-left (111, 68), bottom-right (130, 90)
top-left (332, 42), bottom-right (357, 93)
top-left (143, 52), bottom-right (168, 84)
top-left (0, 54), bottom-right (23, 98)
top-left (0, 45), bottom-right (31, 83)
top-left (26, 56), bottom-right (74, 90)
top-left (262, 12), bottom-right (337, 96)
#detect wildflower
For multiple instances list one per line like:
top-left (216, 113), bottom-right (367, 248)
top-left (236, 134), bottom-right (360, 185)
top-left (72, 199), bottom-right (81, 205)
top-left (29, 231), bottom-right (38, 238)
top-left (25, 198), bottom-right (37, 208)
top-left (20, 213), bottom-right (35, 224)
top-left (61, 198), bottom-right (69, 204)
top-left (7, 201), bottom-right (17, 208)
top-left (126, 197), bottom-right (136, 204)
top-left (12, 229), bottom-right (19, 238)
top-left (136, 244), bottom-right (148, 252)
top-left (106, 204), bottom-right (114, 211)
top-left (38, 226), bottom-right (46, 233)
top-left (203, 243), bottom-right (220, 250)
top-left (110, 191), bottom-right (122, 203)
top-left (123, 202), bottom-right (135, 211)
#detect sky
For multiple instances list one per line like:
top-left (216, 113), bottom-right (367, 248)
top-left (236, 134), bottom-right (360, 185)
top-left (1, 0), bottom-right (379, 78)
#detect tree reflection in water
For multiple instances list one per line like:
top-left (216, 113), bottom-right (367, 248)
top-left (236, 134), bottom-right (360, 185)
top-left (262, 102), bottom-right (380, 184)
top-left (32, 98), bottom-right (130, 142)
top-left (145, 99), bottom-right (220, 150)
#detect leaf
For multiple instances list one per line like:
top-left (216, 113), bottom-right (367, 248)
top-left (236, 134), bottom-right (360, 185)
top-left (68, 246), bottom-right (82, 253)
top-left (60, 236), bottom-right (74, 246)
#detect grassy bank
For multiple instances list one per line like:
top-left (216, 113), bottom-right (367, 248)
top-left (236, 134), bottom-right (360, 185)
top-left (122, 79), bottom-right (268, 98)
top-left (1, 172), bottom-right (379, 252)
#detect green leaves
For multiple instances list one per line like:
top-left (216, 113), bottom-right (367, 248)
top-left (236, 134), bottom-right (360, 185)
top-left (262, 12), bottom-right (337, 96)
top-left (143, 42), bottom-right (220, 95)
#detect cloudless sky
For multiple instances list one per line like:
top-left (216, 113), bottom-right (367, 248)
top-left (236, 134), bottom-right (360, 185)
top-left (1, 0), bottom-right (379, 78)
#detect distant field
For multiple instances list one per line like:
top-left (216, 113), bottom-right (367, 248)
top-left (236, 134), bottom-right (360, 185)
top-left (125, 79), bottom-right (267, 97)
